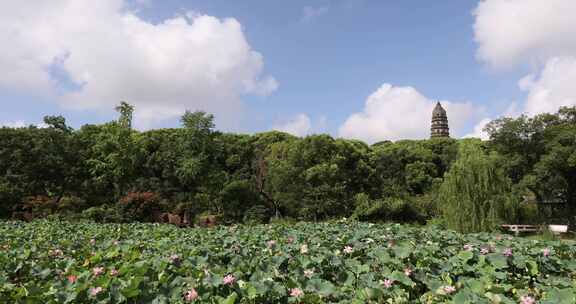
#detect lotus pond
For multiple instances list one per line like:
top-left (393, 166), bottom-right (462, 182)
top-left (0, 220), bottom-right (575, 303)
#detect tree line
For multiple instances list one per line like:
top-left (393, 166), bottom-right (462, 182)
top-left (1, 103), bottom-right (575, 230)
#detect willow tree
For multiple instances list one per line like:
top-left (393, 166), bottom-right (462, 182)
top-left (440, 140), bottom-right (518, 233)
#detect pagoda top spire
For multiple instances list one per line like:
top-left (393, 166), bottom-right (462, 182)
top-left (432, 102), bottom-right (447, 117)
top-left (430, 101), bottom-right (449, 138)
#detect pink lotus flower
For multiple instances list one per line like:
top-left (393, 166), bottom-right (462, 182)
top-left (110, 268), bottom-right (119, 276)
top-left (290, 287), bottom-right (304, 297)
top-left (89, 287), bottom-right (103, 297)
top-left (442, 285), bottom-right (456, 294)
top-left (404, 267), bottom-right (413, 276)
top-left (223, 274), bottom-right (236, 286)
top-left (343, 246), bottom-right (354, 254)
top-left (184, 288), bottom-right (198, 301)
top-left (169, 254), bottom-right (180, 263)
top-left (383, 279), bottom-right (394, 288)
top-left (543, 248), bottom-right (551, 257)
top-left (50, 249), bottom-right (64, 257)
top-left (300, 244), bottom-right (309, 254)
top-left (67, 275), bottom-right (77, 283)
top-left (520, 295), bottom-right (536, 304)
top-left (463, 244), bottom-right (473, 251)
top-left (480, 247), bottom-right (489, 255)
top-left (503, 248), bottom-right (513, 257)
top-left (267, 240), bottom-right (277, 248)
top-left (231, 245), bottom-right (241, 253)
top-left (92, 267), bottom-right (105, 276)
top-left (304, 269), bottom-right (314, 278)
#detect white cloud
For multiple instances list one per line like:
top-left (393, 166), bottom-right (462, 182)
top-left (474, 0), bottom-right (576, 68)
top-left (0, 121), bottom-right (26, 128)
top-left (519, 57), bottom-right (576, 116)
top-left (474, 0), bottom-right (576, 118)
top-left (301, 6), bottom-right (330, 22)
top-left (0, 121), bottom-right (49, 128)
top-left (273, 114), bottom-right (312, 137)
top-left (338, 84), bottom-right (480, 143)
top-left (463, 118), bottom-right (491, 140)
top-left (0, 0), bottom-right (277, 129)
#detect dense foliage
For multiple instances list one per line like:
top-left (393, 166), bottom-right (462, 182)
top-left (440, 142), bottom-right (518, 233)
top-left (0, 105), bottom-right (458, 225)
top-left (1, 220), bottom-right (575, 303)
top-left (485, 107), bottom-right (576, 223)
top-left (1, 104), bottom-right (575, 226)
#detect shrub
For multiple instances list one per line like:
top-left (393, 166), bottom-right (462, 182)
top-left (0, 179), bottom-right (22, 218)
top-left (538, 228), bottom-right (559, 241)
top-left (220, 180), bottom-right (261, 222)
top-left (57, 196), bottom-right (88, 213)
top-left (426, 217), bottom-right (446, 229)
top-left (518, 201), bottom-right (539, 224)
top-left (173, 200), bottom-right (205, 222)
top-left (268, 216), bottom-right (297, 225)
top-left (195, 212), bottom-right (220, 227)
top-left (243, 205), bottom-right (271, 225)
top-left (409, 193), bottom-right (439, 221)
top-left (118, 192), bottom-right (164, 222)
top-left (22, 195), bottom-right (58, 218)
top-left (386, 198), bottom-right (422, 222)
top-left (80, 205), bottom-right (123, 223)
top-left (352, 193), bottom-right (422, 223)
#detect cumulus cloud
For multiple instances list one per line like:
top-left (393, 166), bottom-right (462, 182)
top-left (463, 118), bottom-right (491, 140)
top-left (0, 0), bottom-right (277, 128)
top-left (272, 114), bottom-right (312, 137)
top-left (474, 0), bottom-right (576, 117)
top-left (0, 120), bottom-right (48, 128)
top-left (519, 57), bottom-right (576, 116)
top-left (301, 6), bottom-right (330, 22)
top-left (338, 84), bottom-right (480, 143)
top-left (0, 121), bottom-right (27, 128)
top-left (474, 0), bottom-right (576, 68)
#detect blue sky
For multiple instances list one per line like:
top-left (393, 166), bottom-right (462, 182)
top-left (1, 0), bottom-right (575, 142)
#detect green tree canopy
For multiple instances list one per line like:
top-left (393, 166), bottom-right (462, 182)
top-left (440, 140), bottom-right (518, 233)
